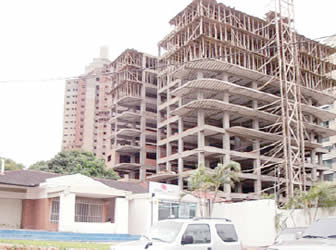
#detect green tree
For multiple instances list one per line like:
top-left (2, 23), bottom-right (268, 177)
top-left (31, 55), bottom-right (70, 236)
top-left (29, 151), bottom-right (119, 180)
top-left (283, 182), bottom-right (336, 224)
top-left (187, 161), bottom-right (241, 216)
top-left (0, 157), bottom-right (25, 171)
top-left (29, 160), bottom-right (48, 170)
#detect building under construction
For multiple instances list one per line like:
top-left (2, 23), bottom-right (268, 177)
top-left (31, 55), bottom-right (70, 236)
top-left (151, 0), bottom-right (336, 200)
top-left (108, 49), bottom-right (158, 180)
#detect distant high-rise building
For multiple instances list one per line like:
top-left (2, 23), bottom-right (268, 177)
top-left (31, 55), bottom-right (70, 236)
top-left (62, 48), bottom-right (112, 163)
top-left (62, 48), bottom-right (158, 181)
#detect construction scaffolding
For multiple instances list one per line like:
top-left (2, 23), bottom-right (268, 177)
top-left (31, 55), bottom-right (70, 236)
top-left (155, 0), bottom-right (336, 200)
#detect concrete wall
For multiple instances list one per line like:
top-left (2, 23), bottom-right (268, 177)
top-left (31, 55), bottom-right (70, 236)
top-left (21, 198), bottom-right (58, 231)
top-left (0, 199), bottom-right (22, 229)
top-left (212, 199), bottom-right (277, 247)
top-left (58, 193), bottom-right (126, 234)
top-left (58, 193), bottom-right (75, 232)
top-left (114, 198), bottom-right (129, 234)
top-left (279, 206), bottom-right (336, 228)
top-left (128, 196), bottom-right (152, 235)
top-left (212, 199), bottom-right (336, 247)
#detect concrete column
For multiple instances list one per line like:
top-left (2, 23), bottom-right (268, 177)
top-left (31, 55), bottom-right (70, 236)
top-left (198, 110), bottom-right (205, 165)
top-left (167, 143), bottom-right (172, 172)
top-left (140, 86), bottom-right (146, 181)
top-left (129, 172), bottom-right (136, 179)
top-left (58, 192), bottom-right (75, 232)
top-left (318, 153), bottom-right (323, 165)
top-left (114, 106), bottom-right (119, 165)
top-left (115, 198), bottom-right (129, 234)
top-left (235, 183), bottom-right (243, 193)
top-left (222, 89), bottom-right (231, 194)
top-left (178, 118), bottom-right (184, 190)
top-left (252, 81), bottom-right (261, 196)
top-left (311, 149), bottom-right (317, 181)
top-left (197, 88), bottom-right (205, 166)
top-left (166, 76), bottom-right (172, 173)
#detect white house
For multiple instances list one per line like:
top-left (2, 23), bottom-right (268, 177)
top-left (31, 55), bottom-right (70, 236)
top-left (0, 170), bottom-right (146, 234)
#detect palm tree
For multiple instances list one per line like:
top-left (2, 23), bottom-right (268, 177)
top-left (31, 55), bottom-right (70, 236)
top-left (308, 182), bottom-right (336, 222)
top-left (187, 161), bottom-right (241, 216)
top-left (283, 182), bottom-right (336, 225)
top-left (210, 161), bottom-right (241, 214)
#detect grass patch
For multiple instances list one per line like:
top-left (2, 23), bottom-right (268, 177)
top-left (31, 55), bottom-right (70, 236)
top-left (0, 239), bottom-right (111, 249)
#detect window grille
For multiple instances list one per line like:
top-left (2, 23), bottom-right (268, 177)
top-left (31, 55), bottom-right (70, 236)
top-left (75, 197), bottom-right (104, 223)
top-left (50, 198), bottom-right (60, 224)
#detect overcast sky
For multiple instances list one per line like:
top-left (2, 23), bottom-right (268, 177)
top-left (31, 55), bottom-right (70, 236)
top-left (0, 0), bottom-right (335, 167)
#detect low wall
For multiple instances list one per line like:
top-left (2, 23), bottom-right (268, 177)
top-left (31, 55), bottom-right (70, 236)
top-left (0, 246), bottom-right (57, 250)
top-left (212, 199), bottom-right (336, 247)
top-left (0, 198), bottom-right (22, 229)
top-left (65, 222), bottom-right (116, 234)
top-left (212, 199), bottom-right (277, 247)
top-left (278, 206), bottom-right (336, 228)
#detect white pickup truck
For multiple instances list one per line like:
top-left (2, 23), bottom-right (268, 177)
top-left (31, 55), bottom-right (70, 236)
top-left (110, 218), bottom-right (242, 250)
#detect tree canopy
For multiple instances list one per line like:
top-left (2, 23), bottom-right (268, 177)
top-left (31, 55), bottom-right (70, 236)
top-left (1, 157), bottom-right (25, 171)
top-left (29, 151), bottom-right (119, 180)
top-left (282, 181), bottom-right (336, 224)
top-left (187, 161), bottom-right (241, 216)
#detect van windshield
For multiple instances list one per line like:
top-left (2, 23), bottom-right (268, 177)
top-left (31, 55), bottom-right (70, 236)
top-left (143, 221), bottom-right (184, 243)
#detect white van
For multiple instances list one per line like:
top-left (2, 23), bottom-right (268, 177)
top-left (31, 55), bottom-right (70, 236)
top-left (110, 218), bottom-right (242, 250)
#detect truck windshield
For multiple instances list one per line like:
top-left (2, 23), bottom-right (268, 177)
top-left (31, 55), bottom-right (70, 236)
top-left (303, 218), bottom-right (336, 238)
top-left (143, 221), bottom-right (184, 243)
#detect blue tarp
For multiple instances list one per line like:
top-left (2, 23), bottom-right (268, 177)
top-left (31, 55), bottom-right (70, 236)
top-left (0, 229), bottom-right (140, 242)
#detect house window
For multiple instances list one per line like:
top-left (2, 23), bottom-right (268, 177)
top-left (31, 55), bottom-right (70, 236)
top-left (50, 198), bottom-right (60, 224)
top-left (75, 197), bottom-right (104, 223)
top-left (158, 201), bottom-right (196, 220)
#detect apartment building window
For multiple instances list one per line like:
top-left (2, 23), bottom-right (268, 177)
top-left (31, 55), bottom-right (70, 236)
top-left (75, 198), bottom-right (104, 223)
top-left (147, 153), bottom-right (156, 160)
top-left (50, 197), bottom-right (60, 224)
